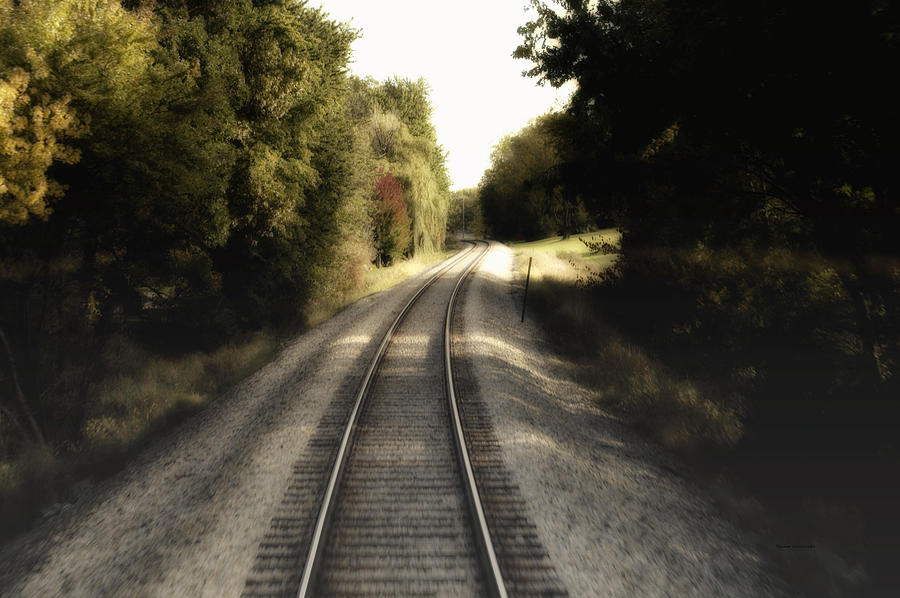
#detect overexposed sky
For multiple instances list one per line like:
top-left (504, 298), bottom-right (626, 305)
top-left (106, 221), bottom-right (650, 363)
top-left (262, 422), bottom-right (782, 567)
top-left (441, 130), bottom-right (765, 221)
top-left (315, 0), bottom-right (573, 190)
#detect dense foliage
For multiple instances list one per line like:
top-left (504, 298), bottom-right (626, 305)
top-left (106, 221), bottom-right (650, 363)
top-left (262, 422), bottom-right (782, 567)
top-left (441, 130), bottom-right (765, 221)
top-left (479, 112), bottom-right (593, 240)
top-left (0, 1), bottom-right (449, 459)
top-left (355, 77), bottom-right (451, 254)
top-left (447, 187), bottom-right (485, 239)
top-left (515, 0), bottom-right (899, 427)
top-left (517, 0), bottom-right (900, 387)
top-left (371, 172), bottom-right (410, 266)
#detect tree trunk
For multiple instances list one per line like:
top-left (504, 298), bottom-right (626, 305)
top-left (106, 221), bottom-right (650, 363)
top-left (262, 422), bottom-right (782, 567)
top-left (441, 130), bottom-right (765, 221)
top-left (0, 326), bottom-right (45, 445)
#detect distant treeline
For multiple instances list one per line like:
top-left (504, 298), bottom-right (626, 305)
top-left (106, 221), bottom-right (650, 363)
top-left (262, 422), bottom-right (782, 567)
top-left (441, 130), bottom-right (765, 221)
top-left (502, 1), bottom-right (898, 422)
top-left (478, 113), bottom-right (596, 240)
top-left (447, 187), bottom-right (485, 239)
top-left (0, 1), bottom-right (449, 454)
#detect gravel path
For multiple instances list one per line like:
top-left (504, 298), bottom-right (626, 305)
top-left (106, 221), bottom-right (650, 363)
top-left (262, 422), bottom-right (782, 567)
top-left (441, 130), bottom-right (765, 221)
top-left (0, 254), bottom-right (461, 597)
top-left (455, 242), bottom-right (789, 597)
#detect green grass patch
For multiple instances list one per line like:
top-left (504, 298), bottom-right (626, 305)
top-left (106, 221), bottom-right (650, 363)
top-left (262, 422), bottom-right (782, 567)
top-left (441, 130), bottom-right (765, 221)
top-left (511, 229), bottom-right (620, 275)
top-left (509, 228), bottom-right (620, 255)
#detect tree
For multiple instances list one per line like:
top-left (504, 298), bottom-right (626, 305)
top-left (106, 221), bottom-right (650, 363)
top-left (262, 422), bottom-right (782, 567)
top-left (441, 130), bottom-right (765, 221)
top-left (448, 187), bottom-right (485, 238)
top-left (479, 113), bottom-right (592, 240)
top-left (0, 0), bottom-right (367, 452)
top-left (517, 0), bottom-right (900, 388)
top-left (1, 0), bottom-right (236, 309)
top-left (1, 0), bottom-right (215, 444)
top-left (371, 172), bottom-right (411, 266)
top-left (146, 0), bottom-right (360, 328)
top-left (0, 67), bottom-right (84, 225)
top-left (364, 77), bottom-right (450, 254)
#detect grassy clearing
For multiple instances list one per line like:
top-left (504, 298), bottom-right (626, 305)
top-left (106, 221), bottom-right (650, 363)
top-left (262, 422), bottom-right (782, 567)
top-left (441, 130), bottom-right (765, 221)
top-left (357, 250), bottom-right (456, 300)
top-left (511, 229), bottom-right (621, 273)
top-left (510, 229), bottom-right (620, 255)
top-left (1, 248), bottom-right (458, 541)
top-left (511, 233), bottom-right (742, 452)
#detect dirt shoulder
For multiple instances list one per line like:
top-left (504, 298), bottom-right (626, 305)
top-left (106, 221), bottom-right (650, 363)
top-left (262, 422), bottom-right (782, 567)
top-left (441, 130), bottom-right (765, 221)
top-left (456, 241), bottom-right (789, 597)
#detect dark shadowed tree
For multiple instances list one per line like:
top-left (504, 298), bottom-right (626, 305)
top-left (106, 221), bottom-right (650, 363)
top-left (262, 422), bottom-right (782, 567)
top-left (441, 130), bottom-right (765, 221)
top-left (517, 0), bottom-right (900, 389)
top-left (479, 113), bottom-right (592, 240)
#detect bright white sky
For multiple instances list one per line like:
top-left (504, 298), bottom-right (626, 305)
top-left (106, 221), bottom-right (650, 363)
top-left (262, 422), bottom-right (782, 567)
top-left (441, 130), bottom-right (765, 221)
top-left (314, 0), bottom-right (574, 190)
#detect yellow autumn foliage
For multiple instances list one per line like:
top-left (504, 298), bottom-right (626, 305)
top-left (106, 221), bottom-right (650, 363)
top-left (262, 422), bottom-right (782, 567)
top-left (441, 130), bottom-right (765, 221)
top-left (0, 66), bottom-right (85, 225)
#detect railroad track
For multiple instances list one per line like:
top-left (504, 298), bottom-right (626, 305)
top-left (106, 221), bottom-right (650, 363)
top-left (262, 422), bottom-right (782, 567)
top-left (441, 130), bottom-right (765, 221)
top-left (243, 241), bottom-right (565, 597)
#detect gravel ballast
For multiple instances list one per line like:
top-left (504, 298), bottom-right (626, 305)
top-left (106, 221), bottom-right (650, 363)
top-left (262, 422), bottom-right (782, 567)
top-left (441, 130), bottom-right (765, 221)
top-left (455, 242), bottom-right (789, 597)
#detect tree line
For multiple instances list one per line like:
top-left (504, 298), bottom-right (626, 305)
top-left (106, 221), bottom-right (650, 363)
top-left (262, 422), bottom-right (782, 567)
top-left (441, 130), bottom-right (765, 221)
top-left (501, 0), bottom-right (898, 433)
top-left (0, 1), bottom-right (449, 454)
top-left (478, 112), bottom-right (595, 240)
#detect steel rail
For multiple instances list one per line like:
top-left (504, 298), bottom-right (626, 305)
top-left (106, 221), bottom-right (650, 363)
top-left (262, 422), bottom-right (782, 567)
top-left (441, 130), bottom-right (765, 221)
top-left (444, 241), bottom-right (508, 598)
top-left (296, 242), bottom-right (478, 598)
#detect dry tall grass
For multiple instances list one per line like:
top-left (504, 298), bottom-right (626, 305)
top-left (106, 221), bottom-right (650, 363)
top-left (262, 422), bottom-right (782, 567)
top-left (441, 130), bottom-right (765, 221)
top-left (514, 245), bottom-right (871, 596)
top-left (0, 332), bottom-right (276, 539)
top-left (82, 333), bottom-right (275, 450)
top-left (516, 250), bottom-right (744, 453)
top-left (306, 249), bottom-right (455, 327)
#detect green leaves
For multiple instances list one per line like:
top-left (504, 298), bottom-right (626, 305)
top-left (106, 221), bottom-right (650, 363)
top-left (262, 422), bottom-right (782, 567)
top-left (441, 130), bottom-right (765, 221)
top-left (353, 76), bottom-right (450, 256)
top-left (0, 67), bottom-right (85, 225)
top-left (0, 0), bottom-right (457, 470)
top-left (371, 172), bottom-right (411, 266)
top-left (0, 0), bottom-right (453, 335)
top-left (516, 0), bottom-right (900, 388)
top-left (0, 0), bottom-right (367, 330)
top-left (479, 112), bottom-right (591, 240)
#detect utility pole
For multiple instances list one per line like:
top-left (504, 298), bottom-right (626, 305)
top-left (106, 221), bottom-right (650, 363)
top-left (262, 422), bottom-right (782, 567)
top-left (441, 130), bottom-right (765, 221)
top-left (462, 193), bottom-right (465, 240)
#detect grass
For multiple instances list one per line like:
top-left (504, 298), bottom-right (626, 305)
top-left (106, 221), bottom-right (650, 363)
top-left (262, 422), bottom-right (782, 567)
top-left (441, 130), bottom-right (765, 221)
top-left (0, 331), bottom-right (277, 539)
top-left (511, 229), bottom-right (743, 452)
top-left (358, 250), bottom-right (456, 298)
top-left (0, 247), bottom-right (458, 542)
top-left (511, 229), bottom-right (621, 274)
top-left (82, 332), bottom-right (277, 451)
top-left (510, 242), bottom-right (744, 452)
top-left (510, 228), bottom-right (619, 253)
top-left (305, 248), bottom-right (456, 327)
